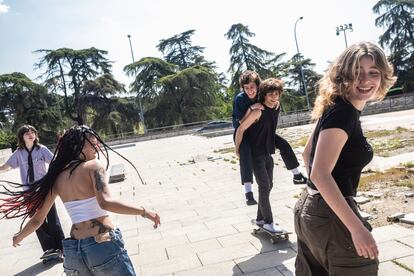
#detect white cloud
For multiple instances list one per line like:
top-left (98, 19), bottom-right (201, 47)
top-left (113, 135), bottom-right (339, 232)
top-left (0, 2), bottom-right (10, 14)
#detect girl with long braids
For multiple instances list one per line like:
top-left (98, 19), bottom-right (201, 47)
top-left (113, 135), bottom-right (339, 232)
top-left (0, 125), bottom-right (160, 275)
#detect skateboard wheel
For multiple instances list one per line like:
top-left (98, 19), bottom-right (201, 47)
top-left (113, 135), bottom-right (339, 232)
top-left (284, 234), bottom-right (289, 240)
top-left (42, 260), bottom-right (47, 264)
top-left (271, 238), bottom-right (277, 244)
top-left (253, 229), bottom-right (258, 234)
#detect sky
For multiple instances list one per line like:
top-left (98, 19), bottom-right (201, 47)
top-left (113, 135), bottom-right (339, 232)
top-left (0, 0), bottom-right (386, 87)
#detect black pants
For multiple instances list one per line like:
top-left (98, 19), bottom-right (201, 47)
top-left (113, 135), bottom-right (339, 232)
top-left (252, 154), bottom-right (274, 224)
top-left (238, 134), bottom-right (299, 184)
top-left (275, 134), bottom-right (299, 170)
top-left (294, 190), bottom-right (378, 276)
top-left (35, 203), bottom-right (65, 252)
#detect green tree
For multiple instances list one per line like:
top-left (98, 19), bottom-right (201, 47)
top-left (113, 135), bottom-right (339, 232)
top-left (124, 57), bottom-right (176, 101)
top-left (155, 66), bottom-right (220, 126)
top-left (280, 54), bottom-right (322, 111)
top-left (124, 57), bottom-right (176, 128)
top-left (157, 30), bottom-right (213, 70)
top-left (373, 0), bottom-right (414, 91)
top-left (0, 72), bottom-right (62, 144)
top-left (81, 74), bottom-right (135, 136)
top-left (35, 47), bottom-right (112, 124)
top-left (125, 33), bottom-right (222, 128)
top-left (225, 23), bottom-right (285, 90)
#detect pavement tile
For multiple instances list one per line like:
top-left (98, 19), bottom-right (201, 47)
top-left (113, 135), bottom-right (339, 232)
top-left (198, 243), bottom-right (259, 265)
top-left (397, 235), bottom-right (414, 248)
top-left (138, 234), bottom-right (189, 251)
top-left (130, 247), bottom-right (168, 266)
top-left (234, 249), bottom-right (296, 274)
top-left (166, 238), bottom-right (222, 259)
top-left (243, 267), bottom-right (283, 276)
top-left (187, 225), bottom-right (239, 243)
top-left (174, 261), bottom-right (240, 276)
top-left (378, 240), bottom-right (414, 262)
top-left (276, 257), bottom-right (296, 276)
top-left (379, 260), bottom-right (414, 275)
top-left (139, 254), bottom-right (201, 276)
top-left (393, 255), bottom-right (414, 273)
top-left (159, 223), bottom-right (208, 239)
top-left (204, 214), bottom-right (251, 230)
top-left (373, 224), bottom-right (414, 243)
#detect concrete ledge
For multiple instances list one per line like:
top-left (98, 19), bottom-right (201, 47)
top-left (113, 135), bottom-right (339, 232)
top-left (109, 163), bottom-right (126, 183)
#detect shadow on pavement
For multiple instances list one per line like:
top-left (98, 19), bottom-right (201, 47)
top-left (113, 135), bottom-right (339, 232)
top-left (14, 260), bottom-right (61, 276)
top-left (232, 230), bottom-right (296, 275)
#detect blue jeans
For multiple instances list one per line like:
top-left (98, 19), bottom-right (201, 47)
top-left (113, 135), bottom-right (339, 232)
top-left (62, 228), bottom-right (136, 275)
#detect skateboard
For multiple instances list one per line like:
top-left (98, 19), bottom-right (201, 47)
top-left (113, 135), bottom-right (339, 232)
top-left (251, 219), bottom-right (292, 244)
top-left (40, 251), bottom-right (63, 264)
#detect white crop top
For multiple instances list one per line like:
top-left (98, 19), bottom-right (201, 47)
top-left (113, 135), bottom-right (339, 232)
top-left (63, 197), bottom-right (108, 224)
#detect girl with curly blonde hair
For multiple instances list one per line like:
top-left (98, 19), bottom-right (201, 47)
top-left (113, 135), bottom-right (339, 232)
top-left (295, 41), bottom-right (396, 276)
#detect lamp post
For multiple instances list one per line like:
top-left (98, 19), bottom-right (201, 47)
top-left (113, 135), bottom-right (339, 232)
top-left (335, 23), bottom-right (353, 48)
top-left (294, 16), bottom-right (311, 110)
top-left (127, 34), bottom-right (146, 133)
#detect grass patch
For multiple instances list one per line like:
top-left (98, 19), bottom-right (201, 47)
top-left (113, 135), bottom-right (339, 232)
top-left (402, 162), bottom-right (414, 168)
top-left (290, 136), bottom-right (309, 148)
top-left (214, 147), bottom-right (235, 154)
top-left (365, 127), bottom-right (414, 157)
top-left (359, 166), bottom-right (414, 191)
top-left (365, 127), bottom-right (408, 139)
top-left (230, 160), bottom-right (237, 164)
top-left (371, 137), bottom-right (414, 157)
top-left (372, 138), bottom-right (414, 155)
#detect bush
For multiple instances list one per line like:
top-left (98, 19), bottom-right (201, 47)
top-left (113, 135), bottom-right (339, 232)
top-left (0, 131), bottom-right (16, 150)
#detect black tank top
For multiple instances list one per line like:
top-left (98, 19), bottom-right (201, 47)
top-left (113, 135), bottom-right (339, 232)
top-left (246, 105), bottom-right (279, 156)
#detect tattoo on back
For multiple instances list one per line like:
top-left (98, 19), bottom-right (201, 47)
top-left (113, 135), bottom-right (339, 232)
top-left (90, 219), bottom-right (112, 234)
top-left (94, 168), bottom-right (106, 191)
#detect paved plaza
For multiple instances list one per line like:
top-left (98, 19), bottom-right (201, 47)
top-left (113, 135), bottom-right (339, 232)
top-left (0, 109), bottom-right (413, 275)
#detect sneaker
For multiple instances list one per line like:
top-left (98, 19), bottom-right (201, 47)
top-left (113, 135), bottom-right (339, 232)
top-left (263, 223), bottom-right (284, 233)
top-left (293, 172), bottom-right (307, 185)
top-left (245, 192), bottom-right (258, 206)
top-left (41, 249), bottom-right (56, 259)
top-left (255, 219), bottom-right (265, 226)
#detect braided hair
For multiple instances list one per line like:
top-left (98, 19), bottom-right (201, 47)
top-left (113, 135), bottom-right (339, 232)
top-left (0, 125), bottom-right (142, 228)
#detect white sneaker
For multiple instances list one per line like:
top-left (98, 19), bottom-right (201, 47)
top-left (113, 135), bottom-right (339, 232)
top-left (256, 219), bottom-right (265, 226)
top-left (263, 223), bottom-right (283, 233)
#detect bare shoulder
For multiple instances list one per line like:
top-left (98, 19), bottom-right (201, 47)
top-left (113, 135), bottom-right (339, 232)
top-left (84, 159), bottom-right (106, 171)
top-left (251, 108), bottom-right (262, 118)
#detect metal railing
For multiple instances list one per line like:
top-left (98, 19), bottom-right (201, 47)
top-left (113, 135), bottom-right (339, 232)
top-left (105, 92), bottom-right (414, 143)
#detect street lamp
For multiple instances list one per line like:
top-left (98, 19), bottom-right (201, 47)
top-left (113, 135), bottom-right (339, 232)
top-left (294, 16), bottom-right (311, 110)
top-left (335, 23), bottom-right (353, 48)
top-left (127, 34), bottom-right (146, 133)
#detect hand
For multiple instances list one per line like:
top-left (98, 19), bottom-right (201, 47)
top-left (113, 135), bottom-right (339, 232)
top-left (251, 103), bottom-right (264, 110)
top-left (350, 225), bottom-right (378, 260)
top-left (235, 147), bottom-right (240, 158)
top-left (12, 232), bottom-right (23, 247)
top-left (145, 210), bottom-right (161, 229)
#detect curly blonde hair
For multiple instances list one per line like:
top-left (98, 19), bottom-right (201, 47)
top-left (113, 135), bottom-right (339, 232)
top-left (312, 41), bottom-right (397, 119)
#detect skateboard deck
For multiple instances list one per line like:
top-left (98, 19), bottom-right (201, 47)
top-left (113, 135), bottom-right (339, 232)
top-left (251, 219), bottom-right (292, 244)
top-left (40, 251), bottom-right (63, 264)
